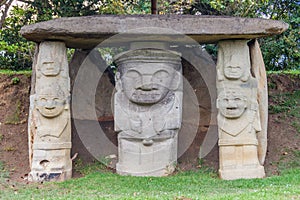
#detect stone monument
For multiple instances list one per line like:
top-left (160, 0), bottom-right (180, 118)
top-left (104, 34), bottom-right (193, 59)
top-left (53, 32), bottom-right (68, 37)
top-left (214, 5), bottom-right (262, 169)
top-left (20, 15), bottom-right (288, 181)
top-left (28, 41), bottom-right (72, 181)
top-left (217, 40), bottom-right (265, 179)
top-left (114, 49), bottom-right (183, 176)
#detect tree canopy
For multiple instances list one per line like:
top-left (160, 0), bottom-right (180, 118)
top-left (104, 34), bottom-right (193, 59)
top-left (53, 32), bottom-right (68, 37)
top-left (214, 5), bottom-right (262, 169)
top-left (0, 0), bottom-right (299, 71)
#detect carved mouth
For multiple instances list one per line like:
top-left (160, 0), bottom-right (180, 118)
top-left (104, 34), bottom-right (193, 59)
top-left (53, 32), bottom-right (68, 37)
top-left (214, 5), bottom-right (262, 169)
top-left (137, 87), bottom-right (158, 91)
top-left (45, 107), bottom-right (56, 111)
top-left (226, 107), bottom-right (237, 110)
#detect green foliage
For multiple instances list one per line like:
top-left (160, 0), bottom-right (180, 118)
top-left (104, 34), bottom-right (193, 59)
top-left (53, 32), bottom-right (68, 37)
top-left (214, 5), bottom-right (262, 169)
top-left (158, 0), bottom-right (193, 14)
top-left (0, 69), bottom-right (31, 75)
top-left (26, 0), bottom-right (152, 18)
top-left (189, 0), bottom-right (299, 71)
top-left (269, 90), bottom-right (300, 116)
top-left (292, 121), bottom-right (300, 134)
top-left (0, 0), bottom-right (298, 71)
top-left (74, 159), bottom-right (109, 176)
top-left (189, 0), bottom-right (268, 17)
top-left (269, 90), bottom-right (300, 134)
top-left (0, 6), bottom-right (35, 70)
top-left (259, 0), bottom-right (300, 71)
top-left (267, 69), bottom-right (300, 75)
top-left (0, 161), bottom-right (9, 181)
top-left (277, 149), bottom-right (300, 173)
top-left (11, 77), bottom-right (20, 85)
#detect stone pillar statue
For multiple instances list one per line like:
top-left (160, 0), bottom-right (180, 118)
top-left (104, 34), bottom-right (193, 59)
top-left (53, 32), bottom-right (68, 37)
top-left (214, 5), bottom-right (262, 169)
top-left (28, 41), bottom-right (72, 181)
top-left (114, 49), bottom-right (183, 176)
top-left (216, 40), bottom-right (265, 180)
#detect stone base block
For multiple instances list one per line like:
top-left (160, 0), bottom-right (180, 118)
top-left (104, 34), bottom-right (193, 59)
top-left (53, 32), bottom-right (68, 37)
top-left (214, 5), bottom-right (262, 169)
top-left (28, 169), bottom-right (72, 182)
top-left (116, 135), bottom-right (177, 176)
top-left (219, 165), bottom-right (265, 180)
top-left (29, 149), bottom-right (72, 182)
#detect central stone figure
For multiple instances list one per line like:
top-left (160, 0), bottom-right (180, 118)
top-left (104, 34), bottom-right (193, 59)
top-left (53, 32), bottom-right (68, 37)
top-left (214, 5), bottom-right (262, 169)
top-left (114, 48), bottom-right (183, 176)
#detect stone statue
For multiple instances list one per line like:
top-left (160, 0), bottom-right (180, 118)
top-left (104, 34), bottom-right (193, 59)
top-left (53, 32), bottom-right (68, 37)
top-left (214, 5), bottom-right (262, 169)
top-left (28, 41), bottom-right (72, 182)
top-left (35, 85), bottom-right (70, 139)
top-left (29, 84), bottom-right (72, 181)
top-left (217, 84), bottom-right (265, 180)
top-left (114, 49), bottom-right (183, 176)
top-left (217, 40), bottom-right (251, 82)
top-left (216, 40), bottom-right (266, 180)
top-left (36, 42), bottom-right (68, 77)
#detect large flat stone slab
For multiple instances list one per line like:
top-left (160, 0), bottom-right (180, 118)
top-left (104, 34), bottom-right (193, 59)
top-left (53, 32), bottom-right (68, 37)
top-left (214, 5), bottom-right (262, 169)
top-left (20, 15), bottom-right (288, 49)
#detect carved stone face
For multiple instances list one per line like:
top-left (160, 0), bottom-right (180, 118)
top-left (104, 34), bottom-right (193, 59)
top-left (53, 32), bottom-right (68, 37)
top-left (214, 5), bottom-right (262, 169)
top-left (36, 95), bottom-right (65, 118)
top-left (36, 87), bottom-right (66, 118)
top-left (223, 54), bottom-right (245, 80)
top-left (218, 90), bottom-right (247, 119)
top-left (40, 58), bottom-right (61, 76)
top-left (220, 40), bottom-right (250, 81)
top-left (38, 42), bottom-right (65, 76)
top-left (224, 65), bottom-right (243, 79)
top-left (121, 63), bottom-right (177, 104)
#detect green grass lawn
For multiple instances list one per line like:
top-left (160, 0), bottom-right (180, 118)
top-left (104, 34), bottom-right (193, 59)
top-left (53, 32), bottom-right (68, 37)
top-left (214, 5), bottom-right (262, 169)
top-left (267, 69), bottom-right (300, 75)
top-left (0, 69), bottom-right (32, 76)
top-left (0, 168), bottom-right (300, 200)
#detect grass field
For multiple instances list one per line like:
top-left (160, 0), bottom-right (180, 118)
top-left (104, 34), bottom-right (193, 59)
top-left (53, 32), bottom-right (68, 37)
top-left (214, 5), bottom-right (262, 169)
top-left (0, 167), bottom-right (300, 200)
top-left (0, 69), bottom-right (32, 76)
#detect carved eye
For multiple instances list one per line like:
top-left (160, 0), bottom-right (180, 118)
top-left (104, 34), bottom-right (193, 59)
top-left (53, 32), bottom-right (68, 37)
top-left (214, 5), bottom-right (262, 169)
top-left (42, 61), bottom-right (54, 65)
top-left (153, 70), bottom-right (169, 83)
top-left (40, 98), bottom-right (47, 102)
top-left (222, 98), bottom-right (229, 102)
top-left (125, 70), bottom-right (140, 78)
top-left (234, 98), bottom-right (241, 101)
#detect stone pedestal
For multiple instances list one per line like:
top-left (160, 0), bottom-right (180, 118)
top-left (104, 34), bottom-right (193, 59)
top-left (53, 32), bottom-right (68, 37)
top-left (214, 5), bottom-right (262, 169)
top-left (114, 48), bottom-right (183, 176)
top-left (28, 41), bottom-right (72, 182)
top-left (216, 40), bottom-right (265, 180)
top-left (117, 135), bottom-right (178, 176)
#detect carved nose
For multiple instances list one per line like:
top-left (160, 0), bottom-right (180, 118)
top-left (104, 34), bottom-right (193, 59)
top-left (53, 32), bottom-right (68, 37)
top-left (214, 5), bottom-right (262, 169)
top-left (140, 84), bottom-right (153, 91)
top-left (45, 100), bottom-right (55, 109)
top-left (227, 100), bottom-right (237, 108)
top-left (141, 76), bottom-right (153, 90)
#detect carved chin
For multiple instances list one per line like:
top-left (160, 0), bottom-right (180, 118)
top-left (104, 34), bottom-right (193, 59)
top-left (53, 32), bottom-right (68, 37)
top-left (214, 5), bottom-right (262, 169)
top-left (41, 68), bottom-right (60, 76)
top-left (37, 107), bottom-right (64, 118)
top-left (129, 92), bottom-right (164, 104)
top-left (224, 72), bottom-right (242, 79)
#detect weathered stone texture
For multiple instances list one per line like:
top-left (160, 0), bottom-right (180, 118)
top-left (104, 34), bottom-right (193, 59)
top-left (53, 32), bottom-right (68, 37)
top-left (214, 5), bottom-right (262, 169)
top-left (114, 48), bottom-right (183, 176)
top-left (249, 40), bottom-right (268, 165)
top-left (28, 41), bottom-right (72, 182)
top-left (20, 15), bottom-right (288, 49)
top-left (217, 40), bottom-right (265, 180)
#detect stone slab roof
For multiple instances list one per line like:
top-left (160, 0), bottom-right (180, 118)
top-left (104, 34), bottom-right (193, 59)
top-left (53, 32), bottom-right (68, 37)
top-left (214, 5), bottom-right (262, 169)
top-left (20, 15), bottom-right (288, 49)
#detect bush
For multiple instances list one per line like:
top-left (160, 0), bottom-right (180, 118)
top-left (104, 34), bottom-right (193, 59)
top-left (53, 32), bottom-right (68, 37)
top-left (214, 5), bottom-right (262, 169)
top-left (0, 6), bottom-right (35, 70)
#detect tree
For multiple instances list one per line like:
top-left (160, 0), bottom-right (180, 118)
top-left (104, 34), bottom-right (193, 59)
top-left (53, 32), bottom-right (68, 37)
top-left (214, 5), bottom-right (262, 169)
top-left (259, 0), bottom-right (299, 70)
top-left (0, 5), bottom-right (35, 70)
top-left (0, 0), bottom-right (298, 70)
top-left (187, 0), bottom-right (299, 70)
top-left (0, 0), bottom-right (14, 29)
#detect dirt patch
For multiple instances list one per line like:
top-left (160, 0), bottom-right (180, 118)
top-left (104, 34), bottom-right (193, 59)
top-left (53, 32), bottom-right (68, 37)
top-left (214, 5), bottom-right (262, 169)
top-left (0, 72), bottom-right (299, 183)
top-left (0, 74), bottom-right (31, 182)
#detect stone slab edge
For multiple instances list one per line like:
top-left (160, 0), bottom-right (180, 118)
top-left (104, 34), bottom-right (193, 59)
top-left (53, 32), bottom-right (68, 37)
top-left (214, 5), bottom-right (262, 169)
top-left (20, 15), bottom-right (288, 49)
